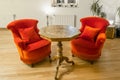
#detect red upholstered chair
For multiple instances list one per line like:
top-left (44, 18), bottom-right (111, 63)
top-left (7, 19), bottom-right (51, 66)
top-left (71, 16), bottom-right (109, 63)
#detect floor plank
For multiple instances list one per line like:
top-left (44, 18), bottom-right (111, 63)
top-left (0, 29), bottom-right (120, 80)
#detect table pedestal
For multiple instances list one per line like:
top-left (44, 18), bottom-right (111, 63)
top-left (55, 41), bottom-right (74, 80)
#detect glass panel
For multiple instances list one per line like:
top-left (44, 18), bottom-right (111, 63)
top-left (51, 0), bottom-right (78, 7)
top-left (68, 0), bottom-right (76, 3)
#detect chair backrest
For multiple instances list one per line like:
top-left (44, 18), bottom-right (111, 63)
top-left (7, 19), bottom-right (39, 38)
top-left (80, 16), bottom-right (109, 33)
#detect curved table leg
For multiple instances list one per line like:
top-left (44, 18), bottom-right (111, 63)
top-left (62, 56), bottom-right (74, 65)
top-left (54, 41), bottom-right (74, 80)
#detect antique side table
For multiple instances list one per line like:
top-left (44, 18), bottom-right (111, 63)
top-left (40, 25), bottom-right (80, 80)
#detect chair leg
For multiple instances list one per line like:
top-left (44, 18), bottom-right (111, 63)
top-left (27, 64), bottom-right (34, 67)
top-left (89, 61), bottom-right (94, 65)
top-left (49, 55), bottom-right (52, 63)
top-left (72, 54), bottom-right (75, 57)
top-left (30, 64), bottom-right (34, 67)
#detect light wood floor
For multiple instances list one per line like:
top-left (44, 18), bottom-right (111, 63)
top-left (0, 29), bottom-right (120, 80)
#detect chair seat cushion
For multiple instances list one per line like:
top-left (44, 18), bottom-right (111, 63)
top-left (26, 39), bottom-right (51, 52)
top-left (80, 25), bottom-right (100, 42)
top-left (71, 38), bottom-right (97, 49)
top-left (19, 27), bottom-right (41, 44)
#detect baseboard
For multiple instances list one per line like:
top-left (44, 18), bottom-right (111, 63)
top-left (0, 28), bottom-right (7, 30)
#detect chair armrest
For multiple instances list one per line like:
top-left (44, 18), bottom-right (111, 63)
top-left (95, 33), bottom-right (106, 47)
top-left (14, 37), bottom-right (27, 49)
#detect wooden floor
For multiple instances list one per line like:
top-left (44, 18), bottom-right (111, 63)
top-left (0, 29), bottom-right (120, 80)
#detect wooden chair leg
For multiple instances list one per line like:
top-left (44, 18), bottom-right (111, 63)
top-left (27, 64), bottom-right (34, 67)
top-left (49, 55), bottom-right (52, 63)
top-left (90, 61), bottom-right (94, 64)
top-left (32, 64), bottom-right (34, 67)
top-left (72, 54), bottom-right (75, 57)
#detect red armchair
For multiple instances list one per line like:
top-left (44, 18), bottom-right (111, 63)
top-left (71, 16), bottom-right (109, 63)
top-left (7, 19), bottom-right (51, 66)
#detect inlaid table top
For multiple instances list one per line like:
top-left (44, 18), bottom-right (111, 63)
top-left (40, 25), bottom-right (80, 80)
top-left (40, 25), bottom-right (80, 41)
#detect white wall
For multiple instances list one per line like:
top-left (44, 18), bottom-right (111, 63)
top-left (1, 0), bottom-right (120, 28)
top-left (101, 0), bottom-right (120, 20)
top-left (0, 0), bottom-right (92, 28)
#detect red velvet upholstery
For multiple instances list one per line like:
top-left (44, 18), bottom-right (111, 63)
top-left (7, 19), bottom-right (51, 65)
top-left (71, 16), bottom-right (109, 61)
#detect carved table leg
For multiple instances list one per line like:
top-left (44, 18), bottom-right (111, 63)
top-left (63, 56), bottom-right (74, 65)
top-left (55, 57), bottom-right (61, 80)
top-left (55, 41), bottom-right (63, 80)
top-left (54, 41), bottom-right (74, 80)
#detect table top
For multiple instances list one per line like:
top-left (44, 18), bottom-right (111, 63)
top-left (40, 25), bottom-right (80, 41)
